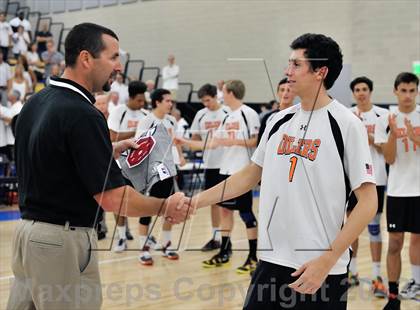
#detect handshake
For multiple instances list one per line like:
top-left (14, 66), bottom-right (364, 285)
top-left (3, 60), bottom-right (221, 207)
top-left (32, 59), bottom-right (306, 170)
top-left (161, 193), bottom-right (200, 224)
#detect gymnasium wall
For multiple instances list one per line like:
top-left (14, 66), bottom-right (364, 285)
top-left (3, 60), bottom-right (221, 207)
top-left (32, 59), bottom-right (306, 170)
top-left (50, 0), bottom-right (419, 104)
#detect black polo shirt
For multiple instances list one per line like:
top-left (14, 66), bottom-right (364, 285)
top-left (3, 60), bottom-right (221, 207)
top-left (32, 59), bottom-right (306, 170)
top-left (15, 77), bottom-right (126, 227)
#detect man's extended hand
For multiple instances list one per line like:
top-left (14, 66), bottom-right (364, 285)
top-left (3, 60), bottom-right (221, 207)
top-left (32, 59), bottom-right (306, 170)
top-left (112, 139), bottom-right (138, 159)
top-left (162, 192), bottom-right (195, 224)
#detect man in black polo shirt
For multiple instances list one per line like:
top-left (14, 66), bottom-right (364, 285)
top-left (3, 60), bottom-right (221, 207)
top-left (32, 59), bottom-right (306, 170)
top-left (7, 23), bottom-right (189, 310)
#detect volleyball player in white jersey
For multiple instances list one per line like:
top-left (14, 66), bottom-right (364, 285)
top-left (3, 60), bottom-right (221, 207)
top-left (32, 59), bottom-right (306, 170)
top-left (186, 33), bottom-right (377, 309)
top-left (375, 72), bottom-right (420, 310)
top-left (108, 80), bottom-right (149, 251)
top-left (135, 88), bottom-right (186, 265)
top-left (346, 76), bottom-right (389, 297)
top-left (183, 83), bottom-right (229, 251)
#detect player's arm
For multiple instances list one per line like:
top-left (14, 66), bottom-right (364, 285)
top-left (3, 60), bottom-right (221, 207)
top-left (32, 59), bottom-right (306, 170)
top-left (109, 129), bottom-right (135, 142)
top-left (379, 115), bottom-right (398, 164)
top-left (191, 163), bottom-right (262, 208)
top-left (289, 182), bottom-right (377, 294)
top-left (229, 134), bottom-right (258, 148)
top-left (176, 136), bottom-right (220, 150)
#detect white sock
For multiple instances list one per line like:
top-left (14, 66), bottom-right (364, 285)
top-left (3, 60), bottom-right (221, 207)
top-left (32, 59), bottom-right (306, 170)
top-left (161, 230), bottom-right (171, 246)
top-left (117, 225), bottom-right (126, 240)
top-left (349, 257), bottom-right (358, 274)
top-left (212, 227), bottom-right (221, 241)
top-left (412, 264), bottom-right (420, 284)
top-left (372, 262), bottom-right (381, 279)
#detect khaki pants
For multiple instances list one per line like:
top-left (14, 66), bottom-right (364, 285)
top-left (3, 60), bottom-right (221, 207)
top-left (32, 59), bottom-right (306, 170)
top-left (7, 220), bottom-right (102, 310)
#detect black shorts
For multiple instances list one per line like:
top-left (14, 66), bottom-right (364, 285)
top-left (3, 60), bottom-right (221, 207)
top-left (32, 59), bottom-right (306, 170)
top-left (204, 169), bottom-right (222, 190)
top-left (347, 185), bottom-right (385, 213)
top-left (149, 177), bottom-right (174, 199)
top-left (386, 196), bottom-right (420, 233)
top-left (243, 261), bottom-right (348, 310)
top-left (218, 174), bottom-right (253, 211)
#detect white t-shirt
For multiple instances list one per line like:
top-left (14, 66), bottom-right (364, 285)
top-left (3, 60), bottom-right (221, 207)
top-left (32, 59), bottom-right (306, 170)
top-left (9, 18), bottom-right (31, 32)
top-left (110, 81), bottom-right (129, 106)
top-left (162, 64), bottom-right (179, 90)
top-left (375, 105), bottom-right (420, 197)
top-left (0, 62), bottom-right (12, 86)
top-left (12, 32), bottom-right (29, 54)
top-left (107, 104), bottom-right (148, 134)
top-left (0, 22), bottom-right (12, 47)
top-left (253, 100), bottom-right (375, 275)
top-left (1, 101), bottom-right (23, 145)
top-left (349, 105), bottom-right (388, 186)
top-left (135, 112), bottom-right (180, 164)
top-left (190, 106), bottom-right (229, 169)
top-left (218, 104), bottom-right (260, 175)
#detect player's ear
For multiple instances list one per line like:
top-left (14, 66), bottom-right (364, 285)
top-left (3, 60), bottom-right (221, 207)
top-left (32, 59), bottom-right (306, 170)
top-left (316, 67), bottom-right (328, 80)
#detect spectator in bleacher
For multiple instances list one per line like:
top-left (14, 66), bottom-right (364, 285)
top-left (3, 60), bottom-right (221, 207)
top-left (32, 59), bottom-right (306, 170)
top-left (0, 89), bottom-right (22, 159)
top-left (41, 40), bottom-right (64, 80)
top-left (107, 90), bottom-right (119, 115)
top-left (11, 65), bottom-right (29, 100)
top-left (12, 26), bottom-right (30, 59)
top-left (216, 80), bottom-right (224, 103)
top-left (145, 79), bottom-right (155, 106)
top-left (110, 72), bottom-right (128, 105)
top-left (0, 12), bottom-right (12, 62)
top-left (26, 42), bottom-right (43, 81)
top-left (10, 11), bottom-right (31, 40)
top-left (162, 54), bottom-right (179, 101)
top-left (17, 55), bottom-right (34, 92)
top-left (45, 64), bottom-right (62, 85)
top-left (0, 49), bottom-right (11, 106)
top-left (35, 23), bottom-right (52, 56)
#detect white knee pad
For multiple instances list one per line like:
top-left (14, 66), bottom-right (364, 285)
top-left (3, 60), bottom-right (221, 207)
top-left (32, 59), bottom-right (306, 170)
top-left (368, 213), bottom-right (382, 242)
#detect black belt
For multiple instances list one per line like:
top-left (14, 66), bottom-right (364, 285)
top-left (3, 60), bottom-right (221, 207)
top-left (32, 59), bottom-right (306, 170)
top-left (23, 215), bottom-right (92, 228)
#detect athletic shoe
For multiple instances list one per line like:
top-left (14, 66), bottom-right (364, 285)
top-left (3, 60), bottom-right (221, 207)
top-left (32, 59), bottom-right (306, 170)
top-left (126, 229), bottom-right (134, 241)
top-left (113, 238), bottom-right (127, 253)
top-left (146, 235), bottom-right (157, 249)
top-left (202, 253), bottom-right (230, 268)
top-left (201, 239), bottom-right (221, 252)
top-left (400, 279), bottom-right (420, 299)
top-left (348, 272), bottom-right (360, 287)
top-left (383, 295), bottom-right (400, 310)
top-left (139, 251), bottom-right (153, 266)
top-left (160, 241), bottom-right (179, 260)
top-left (236, 256), bottom-right (258, 275)
top-left (372, 276), bottom-right (387, 298)
top-left (97, 231), bottom-right (106, 240)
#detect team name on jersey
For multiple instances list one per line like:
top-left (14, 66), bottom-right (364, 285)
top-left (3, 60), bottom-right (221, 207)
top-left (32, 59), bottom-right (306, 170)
top-left (127, 120), bottom-right (139, 129)
top-left (393, 126), bottom-right (420, 138)
top-left (204, 121), bottom-right (221, 130)
top-left (225, 121), bottom-right (240, 131)
top-left (277, 134), bottom-right (321, 161)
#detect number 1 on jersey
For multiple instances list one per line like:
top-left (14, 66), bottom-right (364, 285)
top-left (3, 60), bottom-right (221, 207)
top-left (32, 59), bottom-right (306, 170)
top-left (289, 156), bottom-right (298, 182)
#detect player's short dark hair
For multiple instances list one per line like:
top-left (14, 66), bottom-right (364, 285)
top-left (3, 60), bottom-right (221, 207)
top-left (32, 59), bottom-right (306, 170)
top-left (225, 80), bottom-right (245, 100)
top-left (65, 23), bottom-right (118, 68)
top-left (197, 84), bottom-right (217, 98)
top-left (128, 81), bottom-right (147, 98)
top-left (151, 88), bottom-right (171, 108)
top-left (290, 33), bottom-right (343, 90)
top-left (350, 76), bottom-right (373, 92)
top-left (394, 72), bottom-right (419, 90)
top-left (277, 78), bottom-right (288, 91)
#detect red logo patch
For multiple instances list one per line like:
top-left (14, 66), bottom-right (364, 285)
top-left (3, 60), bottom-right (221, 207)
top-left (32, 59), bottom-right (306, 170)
top-left (126, 136), bottom-right (156, 168)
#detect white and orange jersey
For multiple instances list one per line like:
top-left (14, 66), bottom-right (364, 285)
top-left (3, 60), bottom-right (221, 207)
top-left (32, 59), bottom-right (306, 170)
top-left (375, 105), bottom-right (420, 197)
top-left (350, 105), bottom-right (388, 186)
top-left (217, 104), bottom-right (260, 175)
top-left (107, 105), bottom-right (148, 133)
top-left (190, 106), bottom-right (229, 169)
top-left (254, 100), bottom-right (375, 275)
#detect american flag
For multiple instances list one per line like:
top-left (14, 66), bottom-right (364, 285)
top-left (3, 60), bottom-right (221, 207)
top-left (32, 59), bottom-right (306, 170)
top-left (365, 163), bottom-right (373, 175)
